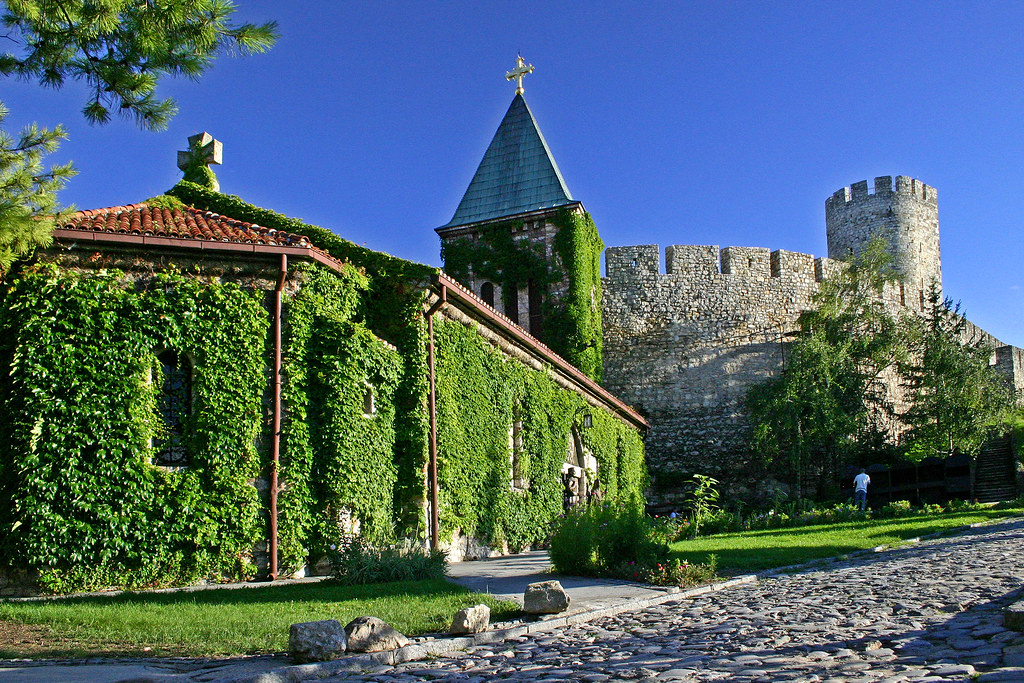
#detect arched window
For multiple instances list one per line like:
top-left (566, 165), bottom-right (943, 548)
top-left (505, 282), bottom-right (520, 324)
top-left (480, 281), bottom-right (495, 308)
top-left (363, 383), bottom-right (376, 417)
top-left (509, 407), bottom-right (527, 491)
top-left (155, 349), bottom-right (191, 467)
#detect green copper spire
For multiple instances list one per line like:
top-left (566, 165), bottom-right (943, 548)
top-left (441, 93), bottom-right (575, 229)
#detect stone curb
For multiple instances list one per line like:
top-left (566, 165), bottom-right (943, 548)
top-left (196, 576), bottom-right (758, 683)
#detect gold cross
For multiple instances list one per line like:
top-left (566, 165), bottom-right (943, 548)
top-left (505, 54), bottom-right (534, 95)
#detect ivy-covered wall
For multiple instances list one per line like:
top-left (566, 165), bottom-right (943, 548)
top-left (433, 317), bottom-right (646, 553)
top-left (278, 265), bottom-right (403, 573)
top-left (440, 207), bottom-right (605, 381)
top-left (0, 264), bottom-right (269, 591)
top-left (166, 181), bottom-right (437, 533)
top-left (0, 184), bottom-right (644, 591)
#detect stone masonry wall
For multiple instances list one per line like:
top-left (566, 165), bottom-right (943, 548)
top-left (826, 175), bottom-right (941, 312)
top-left (602, 244), bottom-right (847, 506)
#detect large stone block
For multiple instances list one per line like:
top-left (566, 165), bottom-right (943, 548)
top-left (289, 619), bottom-right (347, 663)
top-left (450, 603), bottom-right (491, 634)
top-left (1005, 600), bottom-right (1024, 632)
top-left (344, 616), bottom-right (410, 652)
top-left (524, 580), bottom-right (570, 614)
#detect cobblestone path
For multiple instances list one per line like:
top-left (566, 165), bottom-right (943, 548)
top-left (324, 518), bottom-right (1024, 682)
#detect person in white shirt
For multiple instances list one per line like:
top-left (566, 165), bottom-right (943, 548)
top-left (854, 469), bottom-right (871, 510)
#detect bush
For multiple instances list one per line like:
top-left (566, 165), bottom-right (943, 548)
top-left (328, 537), bottom-right (447, 585)
top-left (641, 555), bottom-right (718, 588)
top-left (549, 499), bottom-right (719, 588)
top-left (875, 500), bottom-right (914, 519)
top-left (549, 499), bottom-right (668, 577)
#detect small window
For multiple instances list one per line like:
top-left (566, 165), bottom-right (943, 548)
top-left (528, 279), bottom-right (544, 338)
top-left (363, 384), bottom-right (376, 417)
top-left (154, 349), bottom-right (191, 467)
top-left (481, 281), bottom-right (495, 308)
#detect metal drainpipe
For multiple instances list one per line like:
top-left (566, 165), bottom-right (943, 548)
top-left (270, 253), bottom-right (288, 580)
top-left (425, 283), bottom-right (447, 550)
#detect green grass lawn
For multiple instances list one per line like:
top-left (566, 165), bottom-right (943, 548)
top-left (670, 507), bottom-right (1024, 575)
top-left (0, 578), bottom-right (520, 659)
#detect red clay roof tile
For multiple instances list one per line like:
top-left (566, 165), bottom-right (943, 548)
top-left (59, 203), bottom-right (315, 249)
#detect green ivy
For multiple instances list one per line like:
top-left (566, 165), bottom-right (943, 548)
top-left (165, 181), bottom-right (437, 533)
top-left (278, 265), bottom-right (402, 573)
top-left (0, 264), bottom-right (267, 590)
top-left (438, 207), bottom-right (604, 380)
top-left (440, 219), bottom-right (554, 315)
top-left (433, 318), bottom-right (645, 551)
top-left (549, 209), bottom-right (604, 382)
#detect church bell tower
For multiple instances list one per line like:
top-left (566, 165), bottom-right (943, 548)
top-left (436, 56), bottom-right (604, 380)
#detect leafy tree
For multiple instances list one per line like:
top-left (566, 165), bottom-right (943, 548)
top-left (902, 283), bottom-right (1012, 496)
top-left (0, 0), bottom-right (277, 270)
top-left (0, 104), bottom-right (74, 270)
top-left (747, 240), bottom-right (912, 499)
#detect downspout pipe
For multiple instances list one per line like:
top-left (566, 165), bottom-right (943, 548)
top-left (270, 253), bottom-right (288, 579)
top-left (425, 283), bottom-right (447, 551)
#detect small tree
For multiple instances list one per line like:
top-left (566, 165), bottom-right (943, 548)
top-left (747, 239), bottom-right (912, 498)
top-left (0, 105), bottom-right (74, 269)
top-left (902, 283), bottom-right (1013, 497)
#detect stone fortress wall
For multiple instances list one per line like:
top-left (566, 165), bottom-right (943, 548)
top-left (601, 176), bottom-right (1022, 506)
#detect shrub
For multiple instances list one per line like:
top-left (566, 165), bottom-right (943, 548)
top-left (549, 499), bottom-right (719, 588)
top-left (328, 537), bottom-right (446, 585)
top-left (640, 555), bottom-right (718, 588)
top-left (876, 500), bottom-right (913, 519)
top-left (549, 499), bottom-right (669, 577)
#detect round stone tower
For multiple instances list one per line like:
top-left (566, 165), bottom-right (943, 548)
top-left (825, 175), bottom-right (941, 310)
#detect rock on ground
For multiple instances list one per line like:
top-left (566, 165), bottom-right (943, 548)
top-left (524, 580), bottom-right (571, 614)
top-left (344, 616), bottom-right (410, 653)
top-left (289, 619), bottom-right (346, 663)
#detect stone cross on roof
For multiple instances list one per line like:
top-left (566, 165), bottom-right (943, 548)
top-left (177, 132), bottom-right (223, 173)
top-left (177, 132), bottom-right (223, 191)
top-left (505, 54), bottom-right (534, 95)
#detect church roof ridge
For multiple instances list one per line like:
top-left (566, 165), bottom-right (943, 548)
top-left (440, 93), bottom-right (575, 230)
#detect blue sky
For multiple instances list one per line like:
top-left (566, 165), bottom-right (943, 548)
top-left (5, 1), bottom-right (1024, 344)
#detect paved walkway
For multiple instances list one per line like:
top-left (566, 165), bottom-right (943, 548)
top-left (1, 518), bottom-right (1022, 682)
top-left (320, 518), bottom-right (1024, 683)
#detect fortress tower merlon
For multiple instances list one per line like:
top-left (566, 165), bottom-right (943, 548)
top-left (721, 247), bottom-right (771, 278)
top-left (666, 245), bottom-right (719, 277)
top-left (606, 245), bottom-right (660, 278)
top-left (825, 175), bottom-right (941, 311)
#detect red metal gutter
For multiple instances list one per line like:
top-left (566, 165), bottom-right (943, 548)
top-left (424, 285), bottom-right (447, 551)
top-left (51, 228), bottom-right (347, 273)
top-left (431, 272), bottom-right (648, 431)
top-left (269, 254), bottom-right (287, 579)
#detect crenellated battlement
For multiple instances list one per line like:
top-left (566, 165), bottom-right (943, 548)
top-left (606, 244), bottom-right (841, 284)
top-left (826, 175), bottom-right (937, 211)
